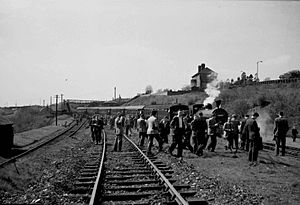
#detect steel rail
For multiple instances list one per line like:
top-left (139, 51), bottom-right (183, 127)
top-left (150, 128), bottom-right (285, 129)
top-left (0, 120), bottom-right (86, 168)
top-left (124, 135), bottom-right (189, 205)
top-left (263, 142), bottom-right (300, 157)
top-left (89, 130), bottom-right (106, 205)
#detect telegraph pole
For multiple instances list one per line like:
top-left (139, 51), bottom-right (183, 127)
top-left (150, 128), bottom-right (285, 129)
top-left (55, 95), bottom-right (58, 126)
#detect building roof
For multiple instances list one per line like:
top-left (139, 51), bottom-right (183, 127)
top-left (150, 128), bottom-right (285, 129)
top-left (192, 67), bottom-right (214, 78)
top-left (0, 115), bottom-right (13, 125)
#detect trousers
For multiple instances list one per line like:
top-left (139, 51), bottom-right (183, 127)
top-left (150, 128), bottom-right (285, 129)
top-left (113, 134), bottom-right (123, 151)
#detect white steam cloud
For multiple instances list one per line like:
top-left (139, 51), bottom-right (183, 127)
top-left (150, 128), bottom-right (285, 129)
top-left (203, 73), bottom-right (220, 105)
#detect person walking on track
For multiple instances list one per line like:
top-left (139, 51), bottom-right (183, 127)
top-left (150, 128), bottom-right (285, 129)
top-left (146, 110), bottom-right (163, 155)
top-left (169, 110), bottom-right (186, 158)
top-left (113, 113), bottom-right (125, 152)
top-left (137, 113), bottom-right (147, 146)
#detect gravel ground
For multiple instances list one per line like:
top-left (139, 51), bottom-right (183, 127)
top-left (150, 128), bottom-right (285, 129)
top-left (1, 126), bottom-right (299, 205)
top-left (129, 130), bottom-right (300, 205)
top-left (0, 124), bottom-right (94, 204)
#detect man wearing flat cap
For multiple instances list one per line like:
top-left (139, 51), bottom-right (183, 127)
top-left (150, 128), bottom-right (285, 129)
top-left (273, 111), bottom-right (289, 156)
top-left (244, 112), bottom-right (260, 165)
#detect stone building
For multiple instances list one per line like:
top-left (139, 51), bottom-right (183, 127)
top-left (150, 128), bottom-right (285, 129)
top-left (190, 63), bottom-right (217, 91)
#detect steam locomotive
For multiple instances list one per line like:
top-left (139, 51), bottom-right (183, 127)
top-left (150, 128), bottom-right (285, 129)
top-left (192, 100), bottom-right (228, 125)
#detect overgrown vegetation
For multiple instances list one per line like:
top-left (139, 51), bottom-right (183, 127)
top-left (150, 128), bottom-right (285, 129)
top-left (6, 107), bottom-right (53, 133)
top-left (124, 92), bottom-right (207, 106)
top-left (220, 82), bottom-right (300, 129)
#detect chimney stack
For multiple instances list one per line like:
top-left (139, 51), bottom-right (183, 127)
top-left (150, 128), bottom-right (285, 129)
top-left (201, 63), bottom-right (205, 70)
top-left (114, 87), bottom-right (116, 100)
top-left (198, 63), bottom-right (206, 73)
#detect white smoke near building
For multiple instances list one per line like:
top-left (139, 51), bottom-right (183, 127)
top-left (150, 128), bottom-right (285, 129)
top-left (203, 73), bottom-right (220, 105)
top-left (254, 108), bottom-right (274, 141)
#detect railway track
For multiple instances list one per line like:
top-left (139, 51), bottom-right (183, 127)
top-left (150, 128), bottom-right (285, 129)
top-left (72, 129), bottom-right (206, 205)
top-left (263, 142), bottom-right (300, 157)
top-left (0, 120), bottom-right (87, 168)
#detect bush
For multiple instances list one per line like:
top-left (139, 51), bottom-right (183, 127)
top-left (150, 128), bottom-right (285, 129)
top-left (12, 107), bottom-right (52, 133)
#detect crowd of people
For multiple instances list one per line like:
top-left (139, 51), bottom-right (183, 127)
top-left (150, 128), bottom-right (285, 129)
top-left (88, 107), bottom-right (296, 166)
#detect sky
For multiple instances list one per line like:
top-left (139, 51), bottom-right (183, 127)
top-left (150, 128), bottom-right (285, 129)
top-left (0, 0), bottom-right (300, 106)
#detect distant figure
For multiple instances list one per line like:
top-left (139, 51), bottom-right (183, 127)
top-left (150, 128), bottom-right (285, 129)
top-left (240, 115), bottom-right (250, 151)
top-left (191, 112), bottom-right (208, 156)
top-left (124, 115), bottom-right (132, 136)
top-left (231, 114), bottom-right (240, 153)
top-left (89, 116), bottom-right (97, 143)
top-left (292, 125), bottom-right (298, 142)
top-left (183, 114), bottom-right (193, 153)
top-left (109, 116), bottom-right (115, 130)
top-left (159, 115), bottom-right (170, 144)
top-left (273, 111), bottom-right (289, 156)
top-left (223, 117), bottom-right (233, 152)
top-left (244, 112), bottom-right (260, 165)
top-left (113, 113), bottom-right (125, 152)
top-left (169, 110), bottom-right (186, 158)
top-left (146, 110), bottom-right (163, 155)
top-left (137, 113), bottom-right (147, 146)
top-left (94, 116), bottom-right (103, 145)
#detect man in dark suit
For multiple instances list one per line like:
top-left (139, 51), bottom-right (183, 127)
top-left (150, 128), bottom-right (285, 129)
top-left (273, 111), bottom-right (289, 156)
top-left (169, 110), bottom-right (186, 158)
top-left (240, 114), bottom-right (249, 151)
top-left (191, 112), bottom-right (208, 156)
top-left (244, 112), bottom-right (260, 164)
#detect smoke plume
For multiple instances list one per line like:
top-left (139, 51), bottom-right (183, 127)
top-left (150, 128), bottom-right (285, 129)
top-left (255, 109), bottom-right (274, 139)
top-left (203, 73), bottom-right (220, 105)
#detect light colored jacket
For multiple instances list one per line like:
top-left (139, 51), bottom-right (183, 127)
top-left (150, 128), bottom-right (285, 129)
top-left (137, 117), bottom-right (147, 133)
top-left (147, 116), bottom-right (159, 135)
top-left (115, 116), bottom-right (125, 135)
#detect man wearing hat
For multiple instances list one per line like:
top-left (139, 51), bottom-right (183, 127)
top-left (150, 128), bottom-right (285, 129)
top-left (244, 112), bottom-right (260, 164)
top-left (273, 111), bottom-right (289, 156)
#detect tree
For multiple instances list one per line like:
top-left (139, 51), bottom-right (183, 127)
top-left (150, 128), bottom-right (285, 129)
top-left (249, 74), bottom-right (253, 82)
top-left (241, 72), bottom-right (247, 84)
top-left (145, 85), bottom-right (153, 94)
top-left (279, 70), bottom-right (300, 79)
top-left (181, 85), bottom-right (191, 91)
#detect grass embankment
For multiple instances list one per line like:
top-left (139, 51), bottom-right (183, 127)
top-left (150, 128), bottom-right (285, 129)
top-left (220, 82), bottom-right (300, 135)
top-left (124, 91), bottom-right (207, 106)
top-left (4, 107), bottom-right (53, 133)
